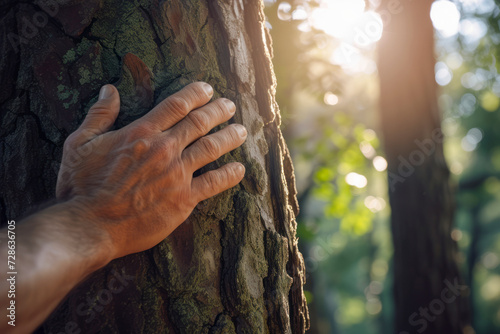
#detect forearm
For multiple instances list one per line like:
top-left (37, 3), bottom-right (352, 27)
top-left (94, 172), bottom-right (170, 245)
top-left (0, 202), bottom-right (113, 333)
top-left (0, 82), bottom-right (245, 332)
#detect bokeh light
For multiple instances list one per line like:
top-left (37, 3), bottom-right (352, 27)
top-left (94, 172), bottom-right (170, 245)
top-left (431, 0), bottom-right (461, 37)
top-left (345, 172), bottom-right (368, 188)
top-left (372, 156), bottom-right (388, 172)
top-left (324, 92), bottom-right (339, 105)
top-left (266, 0), bottom-right (500, 332)
top-left (435, 61), bottom-right (453, 86)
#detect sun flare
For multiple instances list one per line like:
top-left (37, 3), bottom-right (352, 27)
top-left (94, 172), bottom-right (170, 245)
top-left (310, 0), bottom-right (383, 47)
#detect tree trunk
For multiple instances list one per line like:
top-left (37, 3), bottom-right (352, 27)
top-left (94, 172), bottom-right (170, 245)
top-left (0, 0), bottom-right (309, 332)
top-left (377, 1), bottom-right (471, 333)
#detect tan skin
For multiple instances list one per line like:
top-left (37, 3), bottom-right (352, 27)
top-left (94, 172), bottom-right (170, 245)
top-left (0, 82), bottom-right (247, 333)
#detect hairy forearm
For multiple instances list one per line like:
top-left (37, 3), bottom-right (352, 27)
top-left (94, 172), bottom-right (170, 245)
top-left (0, 202), bottom-right (113, 333)
top-left (0, 82), bottom-right (245, 332)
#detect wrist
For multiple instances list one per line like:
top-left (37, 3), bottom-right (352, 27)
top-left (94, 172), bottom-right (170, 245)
top-left (32, 200), bottom-right (116, 275)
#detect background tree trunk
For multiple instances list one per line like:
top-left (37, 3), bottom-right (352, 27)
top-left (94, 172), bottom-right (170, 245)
top-left (377, 1), bottom-right (471, 333)
top-left (0, 0), bottom-right (309, 332)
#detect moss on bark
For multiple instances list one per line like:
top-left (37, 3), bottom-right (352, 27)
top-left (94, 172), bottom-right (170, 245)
top-left (0, 0), bottom-right (309, 333)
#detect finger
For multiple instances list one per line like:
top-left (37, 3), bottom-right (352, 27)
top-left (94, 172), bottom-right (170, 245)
top-left (130, 81), bottom-right (214, 132)
top-left (182, 124), bottom-right (247, 171)
top-left (75, 84), bottom-right (120, 144)
top-left (191, 163), bottom-right (245, 202)
top-left (168, 98), bottom-right (236, 147)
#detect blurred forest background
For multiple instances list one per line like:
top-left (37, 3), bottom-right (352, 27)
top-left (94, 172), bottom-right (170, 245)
top-left (264, 0), bottom-right (500, 333)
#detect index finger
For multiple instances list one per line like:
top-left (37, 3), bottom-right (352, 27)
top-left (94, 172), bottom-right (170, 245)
top-left (128, 81), bottom-right (214, 132)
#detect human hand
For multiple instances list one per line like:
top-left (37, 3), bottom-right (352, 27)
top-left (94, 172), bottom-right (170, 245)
top-left (56, 82), bottom-right (246, 259)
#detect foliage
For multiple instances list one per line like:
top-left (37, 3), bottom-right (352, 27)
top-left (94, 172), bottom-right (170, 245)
top-left (267, 0), bottom-right (500, 333)
top-left (438, 1), bottom-right (500, 332)
top-left (265, 1), bottom-right (392, 333)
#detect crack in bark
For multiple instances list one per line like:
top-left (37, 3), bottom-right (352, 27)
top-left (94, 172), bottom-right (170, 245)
top-left (2, 1), bottom-right (309, 332)
top-left (139, 5), bottom-right (167, 60)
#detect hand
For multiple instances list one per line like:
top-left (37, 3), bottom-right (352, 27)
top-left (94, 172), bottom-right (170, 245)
top-left (56, 82), bottom-right (247, 259)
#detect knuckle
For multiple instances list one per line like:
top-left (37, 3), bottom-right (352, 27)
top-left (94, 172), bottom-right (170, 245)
top-left (126, 123), bottom-right (152, 142)
top-left (163, 95), bottom-right (190, 118)
top-left (204, 171), bottom-right (222, 190)
top-left (165, 138), bottom-right (178, 153)
top-left (64, 132), bottom-right (80, 150)
top-left (199, 137), bottom-right (220, 160)
top-left (88, 101), bottom-right (111, 116)
top-left (130, 139), bottom-right (151, 158)
top-left (76, 142), bottom-right (93, 158)
top-left (152, 137), bottom-right (177, 160)
top-left (182, 149), bottom-right (196, 166)
top-left (79, 128), bottom-right (98, 140)
top-left (97, 117), bottom-right (113, 131)
top-left (210, 100), bottom-right (226, 119)
top-left (187, 111), bottom-right (210, 134)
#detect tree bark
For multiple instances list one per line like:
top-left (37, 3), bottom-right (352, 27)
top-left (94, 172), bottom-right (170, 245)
top-left (0, 0), bottom-right (309, 332)
top-left (377, 1), bottom-right (471, 333)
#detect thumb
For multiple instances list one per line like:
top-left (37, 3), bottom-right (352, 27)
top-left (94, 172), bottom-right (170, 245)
top-left (78, 84), bottom-right (120, 140)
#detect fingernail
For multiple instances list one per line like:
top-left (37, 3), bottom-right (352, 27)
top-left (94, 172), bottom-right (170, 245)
top-left (235, 124), bottom-right (247, 138)
top-left (99, 85), bottom-right (113, 100)
top-left (235, 163), bottom-right (245, 174)
top-left (224, 99), bottom-right (236, 113)
top-left (202, 83), bottom-right (213, 96)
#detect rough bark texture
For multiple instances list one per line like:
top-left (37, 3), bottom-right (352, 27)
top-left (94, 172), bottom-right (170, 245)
top-left (377, 1), bottom-right (471, 333)
top-left (0, 0), bottom-right (309, 333)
